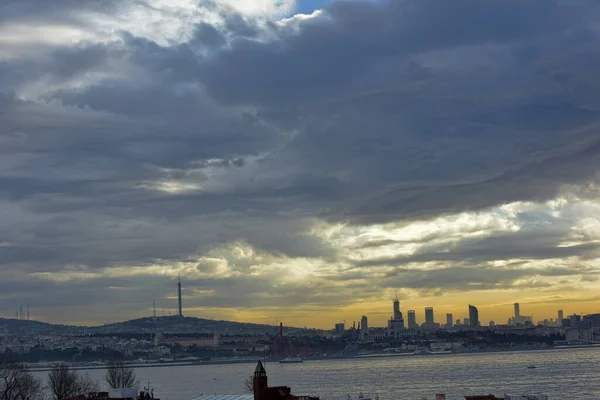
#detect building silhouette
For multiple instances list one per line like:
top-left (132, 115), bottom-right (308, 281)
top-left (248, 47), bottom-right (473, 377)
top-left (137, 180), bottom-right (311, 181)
top-left (425, 307), bottom-right (434, 324)
top-left (393, 298), bottom-right (402, 320)
top-left (407, 310), bottom-right (417, 329)
top-left (177, 276), bottom-right (183, 317)
top-left (388, 298), bottom-right (405, 336)
top-left (360, 316), bottom-right (369, 337)
top-left (446, 313), bottom-right (453, 329)
top-left (469, 305), bottom-right (479, 328)
top-left (252, 360), bottom-right (319, 400)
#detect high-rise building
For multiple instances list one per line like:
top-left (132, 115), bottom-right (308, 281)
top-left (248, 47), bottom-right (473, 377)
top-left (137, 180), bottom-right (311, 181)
top-left (388, 298), bottom-right (405, 336)
top-left (446, 313), bottom-right (453, 328)
top-left (469, 305), bottom-right (479, 328)
top-left (408, 310), bottom-right (417, 329)
top-left (569, 314), bottom-right (581, 327)
top-left (393, 298), bottom-right (401, 320)
top-left (425, 307), bottom-right (434, 325)
top-left (514, 303), bottom-right (520, 319)
top-left (177, 276), bottom-right (183, 317)
top-left (335, 322), bottom-right (345, 333)
top-left (464, 317), bottom-right (470, 326)
top-left (558, 309), bottom-right (564, 324)
top-left (361, 316), bottom-right (369, 335)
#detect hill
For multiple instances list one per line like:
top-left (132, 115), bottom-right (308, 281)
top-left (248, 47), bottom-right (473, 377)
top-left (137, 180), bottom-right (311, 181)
top-left (0, 318), bottom-right (74, 335)
top-left (0, 316), bottom-right (313, 336)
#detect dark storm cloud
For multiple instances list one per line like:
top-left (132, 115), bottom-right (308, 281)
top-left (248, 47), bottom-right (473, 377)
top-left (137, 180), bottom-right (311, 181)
top-left (194, 0), bottom-right (600, 222)
top-left (382, 265), bottom-right (586, 292)
top-left (198, 0), bottom-right (594, 105)
top-left (3, 0), bottom-right (600, 319)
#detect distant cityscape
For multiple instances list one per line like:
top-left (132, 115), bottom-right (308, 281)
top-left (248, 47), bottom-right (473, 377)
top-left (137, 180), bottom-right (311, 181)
top-left (348, 298), bottom-right (568, 340)
top-left (1, 279), bottom-right (600, 368)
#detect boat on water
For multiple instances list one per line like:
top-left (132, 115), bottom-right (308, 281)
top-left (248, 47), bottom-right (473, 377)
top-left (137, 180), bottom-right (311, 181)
top-left (279, 356), bottom-right (303, 363)
top-left (526, 364), bottom-right (537, 369)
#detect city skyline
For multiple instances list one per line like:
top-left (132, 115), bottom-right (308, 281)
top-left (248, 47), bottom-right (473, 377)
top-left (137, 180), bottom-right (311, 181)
top-left (3, 0), bottom-right (600, 327)
top-left (3, 289), bottom-right (579, 330)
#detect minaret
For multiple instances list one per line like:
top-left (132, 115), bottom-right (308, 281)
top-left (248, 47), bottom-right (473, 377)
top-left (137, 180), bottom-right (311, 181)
top-left (177, 276), bottom-right (183, 317)
top-left (253, 360), bottom-right (268, 400)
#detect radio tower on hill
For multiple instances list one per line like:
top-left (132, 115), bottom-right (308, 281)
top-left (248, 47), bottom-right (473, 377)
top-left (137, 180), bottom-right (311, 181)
top-left (177, 276), bottom-right (183, 317)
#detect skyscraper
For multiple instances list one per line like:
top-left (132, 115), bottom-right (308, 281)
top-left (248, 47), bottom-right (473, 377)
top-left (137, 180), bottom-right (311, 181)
top-left (514, 303), bottom-right (520, 319)
top-left (446, 313), bottom-right (453, 328)
top-left (558, 309), bottom-right (564, 324)
top-left (408, 310), bottom-right (417, 329)
top-left (360, 315), bottom-right (369, 338)
top-left (393, 298), bottom-right (401, 320)
top-left (177, 276), bottom-right (183, 317)
top-left (425, 307), bottom-right (434, 325)
top-left (388, 297), bottom-right (404, 333)
top-left (361, 316), bottom-right (368, 331)
top-left (469, 305), bottom-right (479, 328)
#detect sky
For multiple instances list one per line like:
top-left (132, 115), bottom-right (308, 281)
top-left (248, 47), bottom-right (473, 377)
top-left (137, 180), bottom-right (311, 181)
top-left (2, 0), bottom-right (600, 329)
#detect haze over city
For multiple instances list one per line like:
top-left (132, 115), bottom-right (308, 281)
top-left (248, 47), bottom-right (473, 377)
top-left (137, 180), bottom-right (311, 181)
top-left (3, 0), bottom-right (600, 329)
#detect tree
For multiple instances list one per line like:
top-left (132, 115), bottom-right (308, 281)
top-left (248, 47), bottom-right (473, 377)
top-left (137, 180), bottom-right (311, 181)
top-left (104, 360), bottom-right (139, 389)
top-left (48, 364), bottom-right (99, 400)
top-left (243, 376), bottom-right (253, 394)
top-left (76, 373), bottom-right (98, 396)
top-left (0, 363), bottom-right (43, 400)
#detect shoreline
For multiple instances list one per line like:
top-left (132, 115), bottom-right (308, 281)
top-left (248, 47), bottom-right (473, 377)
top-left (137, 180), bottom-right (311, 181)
top-left (26, 343), bottom-right (600, 372)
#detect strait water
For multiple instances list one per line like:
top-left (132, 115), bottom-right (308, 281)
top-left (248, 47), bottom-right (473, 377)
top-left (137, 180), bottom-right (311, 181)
top-left (33, 347), bottom-right (600, 400)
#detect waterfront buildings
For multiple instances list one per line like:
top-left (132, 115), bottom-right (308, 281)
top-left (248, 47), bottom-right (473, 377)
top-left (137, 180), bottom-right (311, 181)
top-left (446, 313), bottom-right (453, 329)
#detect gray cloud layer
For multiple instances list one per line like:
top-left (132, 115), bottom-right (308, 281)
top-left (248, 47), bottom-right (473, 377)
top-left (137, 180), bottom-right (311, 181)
top-left (2, 0), bottom-right (600, 320)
